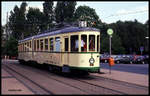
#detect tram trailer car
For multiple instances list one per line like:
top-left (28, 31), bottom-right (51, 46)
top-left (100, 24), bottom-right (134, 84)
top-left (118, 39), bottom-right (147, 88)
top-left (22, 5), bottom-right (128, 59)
top-left (18, 26), bottom-right (100, 73)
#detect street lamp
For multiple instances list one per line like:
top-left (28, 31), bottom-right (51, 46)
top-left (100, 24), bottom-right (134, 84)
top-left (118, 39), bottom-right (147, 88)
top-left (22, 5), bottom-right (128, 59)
top-left (107, 28), bottom-right (113, 56)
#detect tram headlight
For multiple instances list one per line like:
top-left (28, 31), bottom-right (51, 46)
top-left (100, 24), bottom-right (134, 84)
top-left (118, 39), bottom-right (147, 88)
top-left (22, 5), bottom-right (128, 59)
top-left (89, 58), bottom-right (95, 64)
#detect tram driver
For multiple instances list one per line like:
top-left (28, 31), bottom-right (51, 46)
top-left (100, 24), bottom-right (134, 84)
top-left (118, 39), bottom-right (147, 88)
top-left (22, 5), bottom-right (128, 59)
top-left (75, 37), bottom-right (85, 51)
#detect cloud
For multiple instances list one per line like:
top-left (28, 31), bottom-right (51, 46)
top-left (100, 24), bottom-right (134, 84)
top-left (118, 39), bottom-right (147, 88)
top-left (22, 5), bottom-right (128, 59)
top-left (26, 5), bottom-right (43, 12)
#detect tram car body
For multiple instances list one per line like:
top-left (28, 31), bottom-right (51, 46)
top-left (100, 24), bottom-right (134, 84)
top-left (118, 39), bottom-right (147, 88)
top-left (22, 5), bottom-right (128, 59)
top-left (18, 26), bottom-right (100, 73)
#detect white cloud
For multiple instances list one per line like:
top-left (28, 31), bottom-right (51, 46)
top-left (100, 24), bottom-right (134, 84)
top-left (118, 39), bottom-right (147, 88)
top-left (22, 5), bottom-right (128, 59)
top-left (26, 5), bottom-right (43, 12)
top-left (135, 5), bottom-right (148, 11)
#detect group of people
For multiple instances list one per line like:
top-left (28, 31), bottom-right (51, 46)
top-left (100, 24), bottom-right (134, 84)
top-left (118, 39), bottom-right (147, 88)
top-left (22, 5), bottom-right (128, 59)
top-left (74, 37), bottom-right (95, 52)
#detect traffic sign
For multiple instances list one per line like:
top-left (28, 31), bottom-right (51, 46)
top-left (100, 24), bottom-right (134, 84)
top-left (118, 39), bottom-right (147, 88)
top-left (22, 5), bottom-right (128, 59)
top-left (107, 28), bottom-right (113, 36)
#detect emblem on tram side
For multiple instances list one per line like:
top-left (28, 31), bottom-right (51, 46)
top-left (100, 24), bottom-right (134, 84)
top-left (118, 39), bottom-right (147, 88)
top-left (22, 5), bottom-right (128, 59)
top-left (89, 53), bottom-right (95, 66)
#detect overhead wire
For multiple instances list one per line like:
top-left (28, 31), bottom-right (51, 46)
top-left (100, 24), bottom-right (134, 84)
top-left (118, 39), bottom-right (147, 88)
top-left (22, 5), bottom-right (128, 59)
top-left (105, 10), bottom-right (148, 18)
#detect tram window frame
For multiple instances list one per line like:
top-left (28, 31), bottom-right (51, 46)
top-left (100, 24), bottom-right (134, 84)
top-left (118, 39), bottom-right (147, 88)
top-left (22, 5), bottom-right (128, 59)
top-left (23, 43), bottom-right (24, 51)
top-left (27, 42), bottom-right (29, 51)
top-left (64, 38), bottom-right (69, 52)
top-left (19, 44), bottom-right (20, 52)
top-left (22, 44), bottom-right (23, 51)
top-left (20, 44), bottom-right (21, 52)
top-left (55, 37), bottom-right (60, 52)
top-left (97, 35), bottom-right (100, 52)
top-left (81, 35), bottom-right (87, 52)
top-left (50, 38), bottom-right (54, 51)
top-left (37, 40), bottom-right (39, 51)
top-left (30, 41), bottom-right (31, 48)
top-left (89, 35), bottom-right (95, 51)
top-left (40, 39), bottom-right (44, 51)
top-left (45, 38), bottom-right (48, 51)
top-left (71, 35), bottom-right (78, 52)
top-left (25, 43), bottom-right (26, 52)
top-left (22, 44), bottom-right (23, 52)
top-left (34, 40), bottom-right (36, 51)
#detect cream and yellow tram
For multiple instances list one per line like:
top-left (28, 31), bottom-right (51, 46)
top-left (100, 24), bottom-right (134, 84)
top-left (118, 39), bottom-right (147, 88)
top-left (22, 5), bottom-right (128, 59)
top-left (18, 26), bottom-right (100, 73)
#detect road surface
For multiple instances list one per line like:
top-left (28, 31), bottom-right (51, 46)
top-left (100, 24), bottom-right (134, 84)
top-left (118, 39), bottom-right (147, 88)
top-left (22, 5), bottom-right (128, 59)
top-left (100, 63), bottom-right (148, 75)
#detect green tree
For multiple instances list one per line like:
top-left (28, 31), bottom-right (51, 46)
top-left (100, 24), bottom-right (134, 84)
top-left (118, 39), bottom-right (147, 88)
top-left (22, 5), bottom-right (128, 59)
top-left (74, 5), bottom-right (101, 27)
top-left (55, 1), bottom-right (76, 24)
top-left (2, 36), bottom-right (18, 57)
top-left (26, 7), bottom-right (45, 36)
top-left (19, 1), bottom-right (27, 39)
top-left (8, 5), bottom-right (20, 39)
top-left (100, 24), bottom-right (125, 54)
top-left (1, 26), bottom-right (6, 48)
top-left (43, 1), bottom-right (54, 30)
top-left (144, 20), bottom-right (149, 53)
top-left (114, 20), bottom-right (147, 54)
top-left (63, 1), bottom-right (76, 22)
top-left (1, 26), bottom-right (4, 39)
top-left (8, 2), bottom-right (27, 40)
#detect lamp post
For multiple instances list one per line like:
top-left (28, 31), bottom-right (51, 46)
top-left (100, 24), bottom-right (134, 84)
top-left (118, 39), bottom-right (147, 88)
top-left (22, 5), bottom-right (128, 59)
top-left (107, 28), bottom-right (113, 74)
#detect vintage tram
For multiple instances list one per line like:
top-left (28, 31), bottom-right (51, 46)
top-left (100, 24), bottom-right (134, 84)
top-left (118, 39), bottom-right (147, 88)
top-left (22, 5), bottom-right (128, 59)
top-left (18, 26), bottom-right (100, 73)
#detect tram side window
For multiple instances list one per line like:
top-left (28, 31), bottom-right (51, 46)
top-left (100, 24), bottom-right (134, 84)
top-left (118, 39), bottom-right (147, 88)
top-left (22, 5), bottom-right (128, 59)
top-left (55, 37), bottom-right (60, 52)
top-left (19, 44), bottom-right (20, 52)
top-left (34, 40), bottom-right (36, 51)
top-left (45, 38), bottom-right (48, 51)
top-left (30, 41), bottom-right (31, 48)
top-left (89, 35), bottom-right (95, 51)
top-left (71, 35), bottom-right (78, 52)
top-left (25, 43), bottom-right (26, 51)
top-left (81, 35), bottom-right (87, 52)
top-left (50, 38), bottom-right (54, 51)
top-left (37, 40), bottom-right (39, 51)
top-left (65, 38), bottom-right (68, 51)
top-left (97, 35), bottom-right (100, 52)
top-left (19, 45), bottom-right (21, 52)
top-left (40, 39), bottom-right (44, 51)
top-left (20, 44), bottom-right (21, 52)
top-left (22, 44), bottom-right (23, 51)
top-left (27, 42), bottom-right (29, 51)
top-left (23, 43), bottom-right (24, 51)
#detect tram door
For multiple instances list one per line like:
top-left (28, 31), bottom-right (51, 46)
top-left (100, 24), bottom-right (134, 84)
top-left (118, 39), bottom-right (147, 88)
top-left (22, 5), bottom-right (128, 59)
top-left (63, 37), bottom-right (69, 65)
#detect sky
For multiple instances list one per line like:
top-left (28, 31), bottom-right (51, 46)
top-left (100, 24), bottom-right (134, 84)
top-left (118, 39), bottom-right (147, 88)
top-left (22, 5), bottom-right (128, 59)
top-left (1, 1), bottom-right (149, 26)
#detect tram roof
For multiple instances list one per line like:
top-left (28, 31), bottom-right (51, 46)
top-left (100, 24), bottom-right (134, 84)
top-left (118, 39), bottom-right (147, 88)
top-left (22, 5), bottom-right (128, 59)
top-left (18, 26), bottom-right (100, 43)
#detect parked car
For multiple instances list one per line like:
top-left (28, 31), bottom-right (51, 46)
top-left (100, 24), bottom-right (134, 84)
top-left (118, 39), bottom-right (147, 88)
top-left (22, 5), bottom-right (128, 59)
top-left (132, 55), bottom-right (149, 64)
top-left (100, 54), bottom-right (149, 64)
top-left (115, 55), bottom-right (132, 64)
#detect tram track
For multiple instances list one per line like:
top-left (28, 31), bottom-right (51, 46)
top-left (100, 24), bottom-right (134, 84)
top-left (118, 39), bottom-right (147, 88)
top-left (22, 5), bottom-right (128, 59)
top-left (76, 75), bottom-right (148, 94)
top-left (2, 61), bottom-right (88, 95)
top-left (90, 74), bottom-right (148, 90)
top-left (2, 60), bottom-right (148, 95)
top-left (2, 64), bottom-right (54, 95)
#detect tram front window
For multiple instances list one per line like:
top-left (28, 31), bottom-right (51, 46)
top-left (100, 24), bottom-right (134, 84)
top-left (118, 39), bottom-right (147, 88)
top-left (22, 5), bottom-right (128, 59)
top-left (89, 35), bottom-right (95, 51)
top-left (71, 35), bottom-right (78, 52)
top-left (81, 35), bottom-right (87, 52)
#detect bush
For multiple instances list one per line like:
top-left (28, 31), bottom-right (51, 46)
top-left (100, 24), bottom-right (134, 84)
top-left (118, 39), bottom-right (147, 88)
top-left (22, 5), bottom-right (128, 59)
top-left (2, 36), bottom-right (18, 57)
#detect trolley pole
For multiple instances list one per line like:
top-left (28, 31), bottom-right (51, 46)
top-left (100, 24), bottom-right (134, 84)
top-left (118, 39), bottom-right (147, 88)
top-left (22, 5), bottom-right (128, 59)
top-left (107, 28), bottom-right (113, 74)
